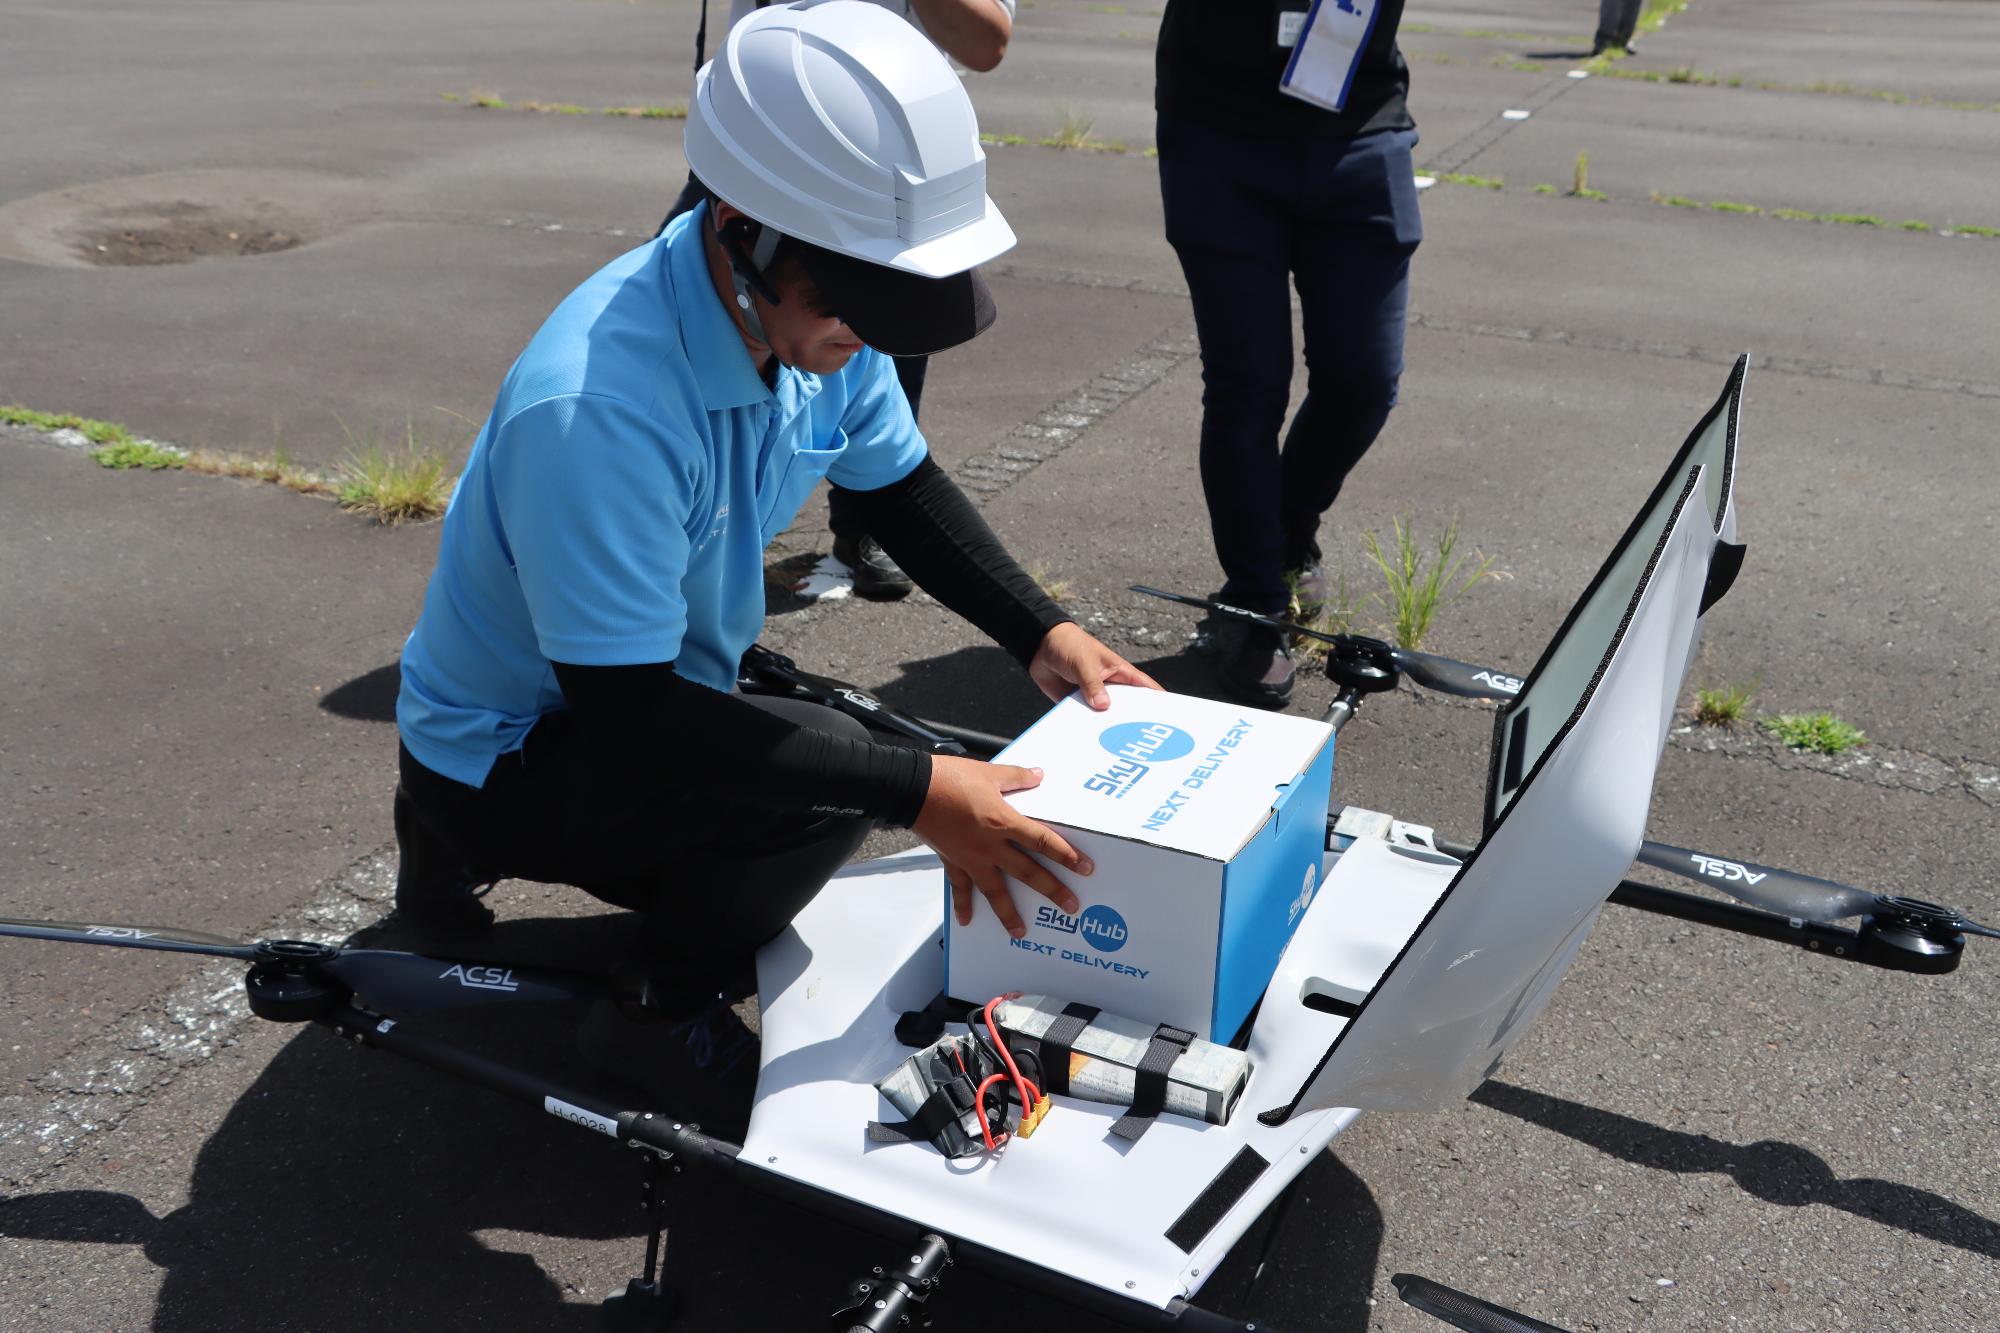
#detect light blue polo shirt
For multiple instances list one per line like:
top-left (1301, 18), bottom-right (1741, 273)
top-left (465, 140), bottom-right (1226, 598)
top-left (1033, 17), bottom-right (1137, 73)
top-left (396, 204), bottom-right (927, 788)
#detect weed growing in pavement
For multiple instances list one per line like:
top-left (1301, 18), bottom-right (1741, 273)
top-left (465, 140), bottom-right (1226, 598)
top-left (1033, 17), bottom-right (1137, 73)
top-left (1, 404), bottom-right (136, 446)
top-left (1043, 105), bottom-right (1099, 150)
top-left (450, 92), bottom-right (685, 119)
top-left (1769, 207), bottom-right (1818, 220)
top-left (1362, 516), bottom-right (1505, 652)
top-left (1439, 172), bottom-right (1504, 189)
top-left (1954, 223), bottom-right (2000, 237)
top-left (1533, 183), bottom-right (1559, 194)
top-left (1708, 200), bottom-right (1761, 214)
top-left (1637, 0), bottom-right (1689, 35)
top-left (333, 420), bottom-right (456, 524)
top-left (91, 438), bottom-right (187, 470)
top-left (1569, 151), bottom-right (1608, 201)
top-left (1765, 712), bottom-right (1867, 755)
top-left (1899, 219), bottom-right (1932, 232)
top-left (469, 90), bottom-right (508, 109)
top-left (1692, 681), bottom-right (1757, 727)
top-left (1028, 564), bottom-right (1072, 604)
top-left (1823, 212), bottom-right (1883, 226)
top-left (979, 132), bottom-right (1031, 147)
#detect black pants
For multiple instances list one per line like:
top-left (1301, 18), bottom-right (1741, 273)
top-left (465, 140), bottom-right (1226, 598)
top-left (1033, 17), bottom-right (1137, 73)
top-left (1158, 118), bottom-right (1423, 615)
top-left (398, 696), bottom-right (872, 986)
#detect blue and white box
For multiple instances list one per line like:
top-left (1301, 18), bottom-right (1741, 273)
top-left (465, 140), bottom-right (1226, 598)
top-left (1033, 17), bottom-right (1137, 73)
top-left (945, 685), bottom-right (1335, 1041)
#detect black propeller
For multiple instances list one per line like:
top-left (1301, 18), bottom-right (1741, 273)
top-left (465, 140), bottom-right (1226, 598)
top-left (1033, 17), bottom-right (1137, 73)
top-left (1635, 842), bottom-right (1999, 940)
top-left (0, 917), bottom-right (259, 961)
top-left (1129, 585), bottom-right (1523, 701)
top-left (1391, 1273), bottom-right (1574, 1333)
top-left (0, 918), bottom-right (605, 1014)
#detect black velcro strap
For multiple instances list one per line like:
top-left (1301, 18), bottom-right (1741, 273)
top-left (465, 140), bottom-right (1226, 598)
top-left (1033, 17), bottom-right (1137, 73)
top-left (1700, 540), bottom-right (1746, 615)
top-left (895, 991), bottom-right (975, 1048)
top-left (1109, 1023), bottom-right (1195, 1143)
top-left (1164, 1146), bottom-right (1270, 1252)
top-left (1035, 1002), bottom-right (1100, 1097)
top-left (867, 1077), bottom-right (974, 1147)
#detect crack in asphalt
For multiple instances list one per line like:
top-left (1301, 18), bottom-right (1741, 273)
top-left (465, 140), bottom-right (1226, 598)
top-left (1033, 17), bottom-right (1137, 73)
top-left (0, 849), bottom-right (397, 1191)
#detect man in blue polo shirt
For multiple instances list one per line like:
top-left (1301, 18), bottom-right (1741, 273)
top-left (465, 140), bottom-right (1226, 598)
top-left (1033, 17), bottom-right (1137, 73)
top-left (389, 2), bottom-right (1157, 1132)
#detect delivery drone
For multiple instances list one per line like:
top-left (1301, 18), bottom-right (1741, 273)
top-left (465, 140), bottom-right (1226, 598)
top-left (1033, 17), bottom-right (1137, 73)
top-left (3, 358), bottom-right (1991, 1332)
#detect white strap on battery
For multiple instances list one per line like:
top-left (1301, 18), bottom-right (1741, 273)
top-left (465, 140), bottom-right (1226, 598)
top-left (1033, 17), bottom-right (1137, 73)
top-left (1278, 0), bottom-right (1380, 113)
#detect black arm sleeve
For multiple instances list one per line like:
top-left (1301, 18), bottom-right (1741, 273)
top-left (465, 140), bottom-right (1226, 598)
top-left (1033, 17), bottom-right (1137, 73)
top-left (550, 660), bottom-right (933, 828)
top-left (844, 456), bottom-right (1073, 665)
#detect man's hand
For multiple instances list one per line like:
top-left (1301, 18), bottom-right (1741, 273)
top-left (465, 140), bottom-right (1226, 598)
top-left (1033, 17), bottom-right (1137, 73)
top-left (1028, 622), bottom-right (1163, 711)
top-left (914, 755), bottom-right (1090, 937)
top-left (909, 0), bottom-right (1012, 71)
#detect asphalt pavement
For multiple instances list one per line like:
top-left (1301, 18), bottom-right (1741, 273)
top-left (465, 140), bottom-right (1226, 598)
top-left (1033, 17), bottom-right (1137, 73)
top-left (2, 0), bottom-right (1996, 1329)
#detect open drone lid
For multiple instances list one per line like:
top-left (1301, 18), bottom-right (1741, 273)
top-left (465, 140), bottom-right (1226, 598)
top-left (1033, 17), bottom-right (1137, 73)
top-left (1486, 356), bottom-right (1748, 827)
top-left (1257, 455), bottom-right (1725, 1121)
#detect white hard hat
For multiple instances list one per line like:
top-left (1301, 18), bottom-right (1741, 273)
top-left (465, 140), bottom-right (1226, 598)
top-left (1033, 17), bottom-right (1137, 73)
top-left (685, 0), bottom-right (1016, 354)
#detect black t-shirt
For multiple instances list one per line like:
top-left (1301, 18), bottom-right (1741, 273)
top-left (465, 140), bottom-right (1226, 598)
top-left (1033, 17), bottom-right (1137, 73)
top-left (1155, 0), bottom-right (1412, 140)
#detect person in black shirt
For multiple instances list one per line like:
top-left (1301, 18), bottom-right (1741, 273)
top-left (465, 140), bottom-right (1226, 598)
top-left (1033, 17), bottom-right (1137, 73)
top-left (1155, 0), bottom-right (1422, 707)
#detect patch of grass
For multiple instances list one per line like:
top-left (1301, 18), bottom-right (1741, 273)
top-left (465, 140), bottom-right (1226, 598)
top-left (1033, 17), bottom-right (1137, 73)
top-left (333, 422), bottom-right (456, 524)
top-left (1692, 681), bottom-right (1757, 727)
top-left (1142, 145), bottom-right (1159, 159)
top-left (1027, 565), bottom-right (1072, 603)
top-left (517, 100), bottom-right (592, 116)
top-left (1532, 183), bottom-right (1559, 195)
top-left (439, 92), bottom-right (463, 103)
top-left (469, 90), bottom-right (508, 110)
top-left (1707, 200), bottom-right (1762, 214)
top-left (1899, 219), bottom-right (1932, 232)
top-left (1, 404), bottom-right (136, 446)
top-left (980, 132), bottom-right (1030, 147)
top-left (1764, 712), bottom-right (1866, 755)
top-left (1658, 193), bottom-right (1702, 208)
top-left (1570, 150), bottom-right (1591, 197)
top-left (1362, 516), bottom-right (1505, 652)
top-left (603, 103), bottom-right (686, 119)
top-left (1769, 207), bottom-right (1818, 221)
top-left (91, 438), bottom-right (187, 470)
top-left (1953, 223), bottom-right (2000, 238)
top-left (1439, 172), bottom-right (1504, 190)
top-left (1637, 0), bottom-right (1690, 35)
top-left (184, 446), bottom-right (331, 495)
top-left (1042, 105), bottom-right (1099, 151)
top-left (1574, 188), bottom-right (1608, 201)
top-left (1825, 212), bottom-right (1883, 226)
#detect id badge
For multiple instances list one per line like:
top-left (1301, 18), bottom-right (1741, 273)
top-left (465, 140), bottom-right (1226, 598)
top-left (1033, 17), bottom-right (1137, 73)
top-left (1275, 1), bottom-right (1309, 50)
top-left (1279, 0), bottom-right (1380, 112)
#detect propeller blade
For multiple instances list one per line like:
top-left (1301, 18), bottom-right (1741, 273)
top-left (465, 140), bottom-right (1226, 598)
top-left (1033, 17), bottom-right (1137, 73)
top-left (318, 950), bottom-right (603, 1015)
top-left (1130, 585), bottom-right (1521, 700)
top-left (1128, 585), bottom-right (1342, 645)
top-left (0, 917), bottom-right (258, 961)
top-left (1951, 916), bottom-right (2000, 941)
top-left (1635, 841), bottom-right (1882, 923)
top-left (1389, 649), bottom-right (1521, 700)
top-left (1391, 1273), bottom-right (1573, 1333)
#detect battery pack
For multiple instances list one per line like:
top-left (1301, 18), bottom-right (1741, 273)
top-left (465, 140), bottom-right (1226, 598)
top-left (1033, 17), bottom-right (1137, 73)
top-left (994, 995), bottom-right (1252, 1127)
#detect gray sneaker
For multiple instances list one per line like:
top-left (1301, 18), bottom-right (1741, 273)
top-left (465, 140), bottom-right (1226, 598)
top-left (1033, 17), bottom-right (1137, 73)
top-left (1211, 620), bottom-right (1296, 710)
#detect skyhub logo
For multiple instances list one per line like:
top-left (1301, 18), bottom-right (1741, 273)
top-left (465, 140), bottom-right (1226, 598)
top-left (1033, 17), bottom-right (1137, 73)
top-left (1032, 903), bottom-right (1129, 953)
top-left (1082, 721), bottom-right (1194, 800)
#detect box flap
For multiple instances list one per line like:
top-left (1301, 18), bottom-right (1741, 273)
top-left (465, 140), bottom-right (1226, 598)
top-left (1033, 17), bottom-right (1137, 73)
top-left (998, 686), bottom-right (1332, 860)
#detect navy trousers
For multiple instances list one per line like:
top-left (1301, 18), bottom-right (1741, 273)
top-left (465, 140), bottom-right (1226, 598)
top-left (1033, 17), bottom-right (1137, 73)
top-left (1158, 118), bottom-right (1423, 615)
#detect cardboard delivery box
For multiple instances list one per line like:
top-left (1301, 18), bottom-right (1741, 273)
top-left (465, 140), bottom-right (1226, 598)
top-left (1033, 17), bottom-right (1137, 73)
top-left (945, 684), bottom-right (1334, 1041)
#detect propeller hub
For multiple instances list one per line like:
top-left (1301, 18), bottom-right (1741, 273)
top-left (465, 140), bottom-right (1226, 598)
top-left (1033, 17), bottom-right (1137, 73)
top-left (1325, 638), bottom-right (1400, 694)
top-left (254, 939), bottom-right (340, 969)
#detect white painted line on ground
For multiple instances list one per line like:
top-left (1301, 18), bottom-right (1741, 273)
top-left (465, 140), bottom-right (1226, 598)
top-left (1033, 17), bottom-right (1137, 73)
top-left (1502, 109), bottom-right (1531, 120)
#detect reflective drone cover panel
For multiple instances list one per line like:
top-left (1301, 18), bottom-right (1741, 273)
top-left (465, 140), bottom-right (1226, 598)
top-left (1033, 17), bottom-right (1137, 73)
top-left (1486, 357), bottom-right (1746, 825)
top-left (1263, 460), bottom-right (1720, 1119)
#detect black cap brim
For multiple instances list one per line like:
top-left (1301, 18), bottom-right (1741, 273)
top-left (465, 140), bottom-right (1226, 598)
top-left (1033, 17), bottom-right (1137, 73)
top-left (794, 246), bottom-right (996, 358)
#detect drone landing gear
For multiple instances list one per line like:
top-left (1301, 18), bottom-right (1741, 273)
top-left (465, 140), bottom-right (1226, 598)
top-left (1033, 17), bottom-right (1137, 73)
top-left (602, 1149), bottom-right (683, 1331)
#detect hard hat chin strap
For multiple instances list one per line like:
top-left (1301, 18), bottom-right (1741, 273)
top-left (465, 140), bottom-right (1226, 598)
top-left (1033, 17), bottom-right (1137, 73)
top-left (720, 215), bottom-right (784, 348)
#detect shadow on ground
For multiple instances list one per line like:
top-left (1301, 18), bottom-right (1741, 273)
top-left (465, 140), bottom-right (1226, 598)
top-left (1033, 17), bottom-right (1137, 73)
top-left (1472, 1081), bottom-right (2000, 1260)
